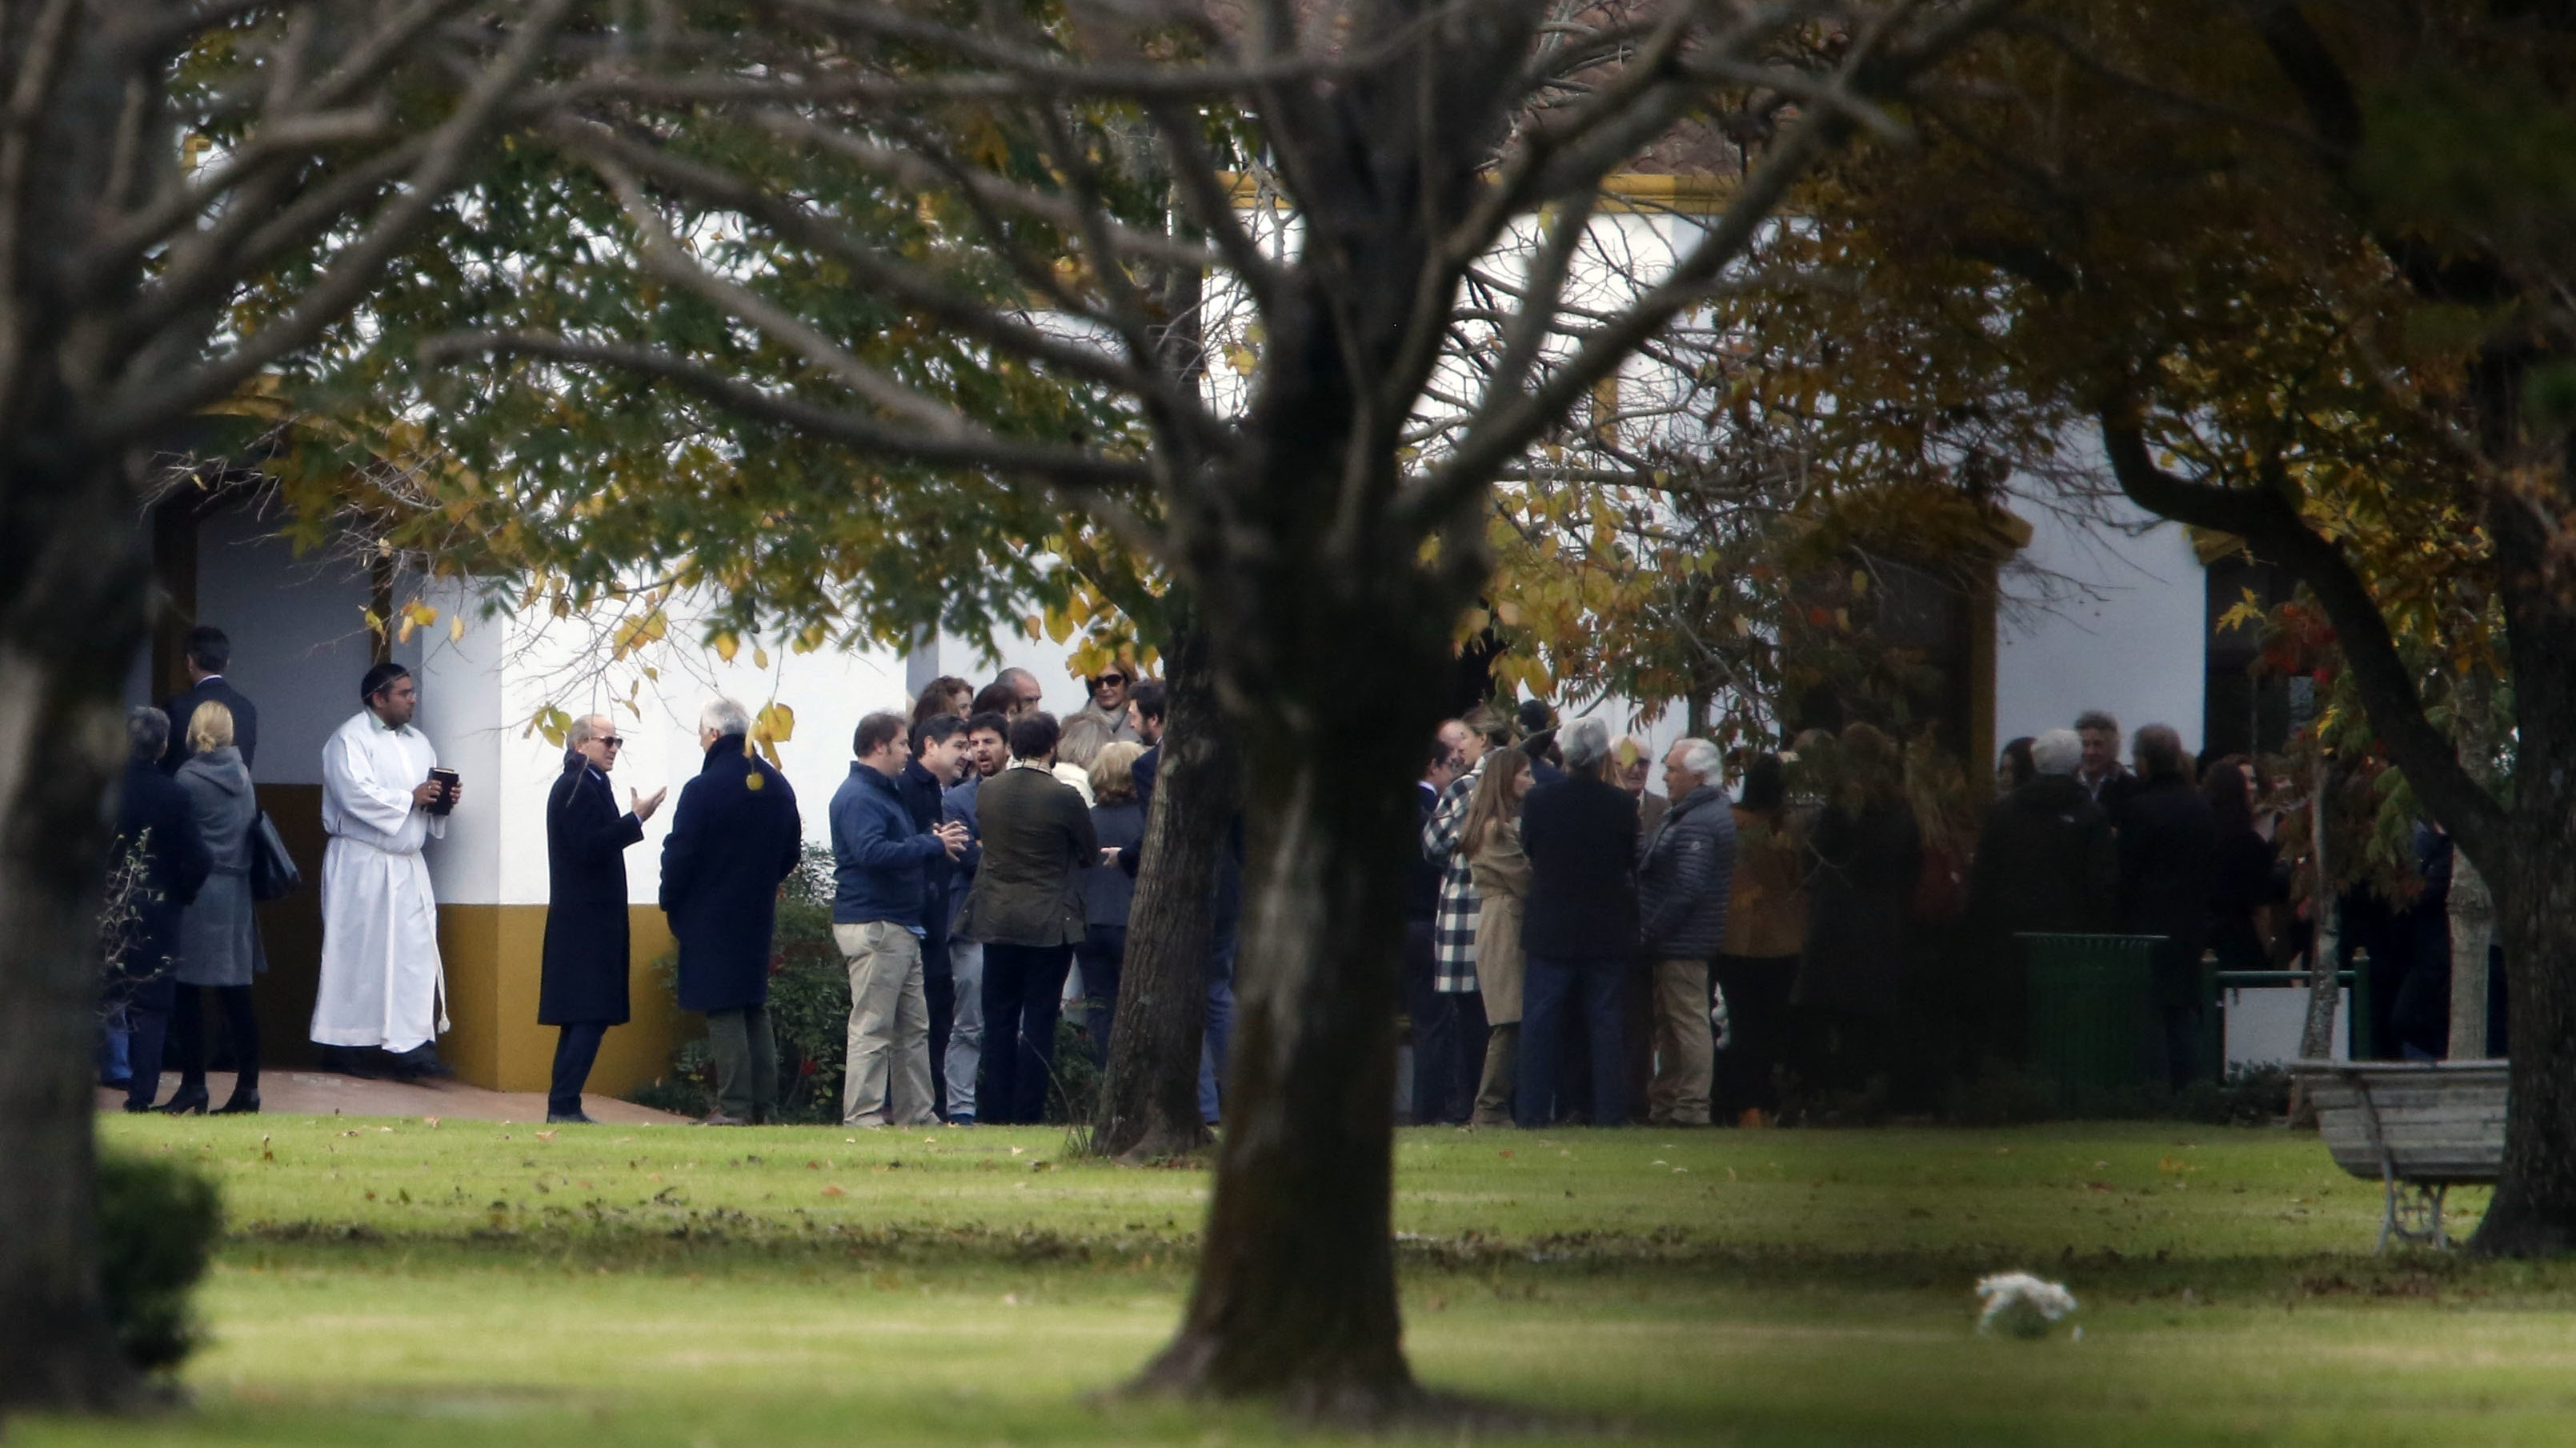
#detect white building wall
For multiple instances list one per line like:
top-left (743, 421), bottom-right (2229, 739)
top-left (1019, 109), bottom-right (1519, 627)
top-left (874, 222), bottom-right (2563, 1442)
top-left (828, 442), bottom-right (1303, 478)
top-left (1993, 494), bottom-right (2206, 760)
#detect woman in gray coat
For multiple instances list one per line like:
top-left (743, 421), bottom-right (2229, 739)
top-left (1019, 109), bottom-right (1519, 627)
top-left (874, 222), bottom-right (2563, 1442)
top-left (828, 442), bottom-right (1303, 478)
top-left (163, 701), bottom-right (266, 1114)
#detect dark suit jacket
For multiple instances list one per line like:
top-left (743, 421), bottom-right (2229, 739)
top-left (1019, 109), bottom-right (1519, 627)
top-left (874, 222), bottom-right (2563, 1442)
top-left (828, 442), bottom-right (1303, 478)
top-left (899, 757), bottom-right (955, 961)
top-left (162, 676), bottom-right (258, 773)
top-left (2117, 772), bottom-right (2217, 1001)
top-left (659, 734), bottom-right (802, 1012)
top-left (543, 756), bottom-right (645, 1024)
top-left (957, 764), bottom-right (1097, 947)
top-left (115, 760), bottom-right (211, 1012)
top-left (1519, 774), bottom-right (1641, 962)
top-left (1965, 774), bottom-right (2118, 946)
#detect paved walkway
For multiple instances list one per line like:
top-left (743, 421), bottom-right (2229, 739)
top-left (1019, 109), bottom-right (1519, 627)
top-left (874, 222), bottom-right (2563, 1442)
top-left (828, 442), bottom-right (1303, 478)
top-left (98, 1071), bottom-right (688, 1125)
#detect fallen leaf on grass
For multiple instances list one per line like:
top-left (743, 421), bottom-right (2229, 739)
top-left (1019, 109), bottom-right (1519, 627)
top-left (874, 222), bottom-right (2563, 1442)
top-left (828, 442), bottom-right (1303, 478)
top-left (821, 1185), bottom-right (847, 1198)
top-left (423, 1117), bottom-right (441, 1128)
top-left (535, 1130), bottom-right (557, 1143)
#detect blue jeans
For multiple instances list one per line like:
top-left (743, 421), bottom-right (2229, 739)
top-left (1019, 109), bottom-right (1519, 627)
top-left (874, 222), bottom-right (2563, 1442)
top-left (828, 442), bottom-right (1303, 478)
top-left (1199, 924), bottom-right (1237, 1125)
top-left (944, 938), bottom-right (984, 1122)
top-left (1076, 923), bottom-right (1126, 1071)
top-left (1517, 956), bottom-right (1629, 1128)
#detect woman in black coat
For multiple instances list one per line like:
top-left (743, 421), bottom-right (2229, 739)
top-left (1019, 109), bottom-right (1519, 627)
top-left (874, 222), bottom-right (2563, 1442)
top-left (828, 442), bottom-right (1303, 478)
top-left (112, 710), bottom-right (210, 1113)
top-left (542, 717), bottom-right (665, 1122)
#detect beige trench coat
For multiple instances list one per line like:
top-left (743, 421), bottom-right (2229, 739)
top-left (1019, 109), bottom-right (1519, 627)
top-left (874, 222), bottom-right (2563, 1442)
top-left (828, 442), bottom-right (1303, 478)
top-left (1468, 818), bottom-right (1531, 1024)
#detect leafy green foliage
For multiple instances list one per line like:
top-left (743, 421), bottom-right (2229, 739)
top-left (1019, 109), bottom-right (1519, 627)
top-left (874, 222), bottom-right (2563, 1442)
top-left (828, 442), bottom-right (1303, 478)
top-left (94, 1151), bottom-right (222, 1373)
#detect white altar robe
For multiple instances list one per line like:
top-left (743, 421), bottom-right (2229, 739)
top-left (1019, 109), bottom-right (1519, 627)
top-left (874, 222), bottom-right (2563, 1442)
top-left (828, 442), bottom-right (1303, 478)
top-left (311, 710), bottom-right (448, 1051)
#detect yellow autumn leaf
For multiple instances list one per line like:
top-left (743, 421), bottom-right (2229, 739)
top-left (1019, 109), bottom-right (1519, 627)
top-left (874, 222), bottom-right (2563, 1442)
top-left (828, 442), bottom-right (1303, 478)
top-left (448, 614), bottom-right (465, 643)
top-left (712, 631), bottom-right (740, 664)
top-left (752, 646), bottom-right (770, 670)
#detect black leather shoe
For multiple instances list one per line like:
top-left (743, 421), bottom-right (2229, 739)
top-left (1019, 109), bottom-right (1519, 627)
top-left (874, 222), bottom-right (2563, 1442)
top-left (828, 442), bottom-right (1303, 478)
top-left (121, 1100), bottom-right (156, 1113)
top-left (386, 1044), bottom-right (453, 1079)
top-left (154, 1085), bottom-right (210, 1115)
top-left (212, 1089), bottom-right (261, 1115)
top-left (320, 1045), bottom-right (386, 1078)
top-left (547, 1110), bottom-right (598, 1125)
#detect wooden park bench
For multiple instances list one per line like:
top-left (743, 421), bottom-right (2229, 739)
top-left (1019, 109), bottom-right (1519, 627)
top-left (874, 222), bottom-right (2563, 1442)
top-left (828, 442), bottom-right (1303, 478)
top-left (2293, 1060), bottom-right (2507, 1253)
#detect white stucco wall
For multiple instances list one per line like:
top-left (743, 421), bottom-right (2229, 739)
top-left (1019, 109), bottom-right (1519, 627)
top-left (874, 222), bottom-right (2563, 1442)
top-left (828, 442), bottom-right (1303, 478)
top-left (1993, 493), bottom-right (2206, 761)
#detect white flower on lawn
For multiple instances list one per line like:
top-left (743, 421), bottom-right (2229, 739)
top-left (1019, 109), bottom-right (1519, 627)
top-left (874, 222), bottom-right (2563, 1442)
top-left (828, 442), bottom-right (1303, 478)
top-left (1974, 1272), bottom-right (2079, 1338)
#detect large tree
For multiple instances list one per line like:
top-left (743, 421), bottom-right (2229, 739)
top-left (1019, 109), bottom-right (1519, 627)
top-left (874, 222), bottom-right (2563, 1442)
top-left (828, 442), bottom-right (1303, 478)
top-left (400, 0), bottom-right (2011, 1414)
top-left (0, 2), bottom-right (574, 1413)
top-left (1727, 1), bottom-right (2576, 1250)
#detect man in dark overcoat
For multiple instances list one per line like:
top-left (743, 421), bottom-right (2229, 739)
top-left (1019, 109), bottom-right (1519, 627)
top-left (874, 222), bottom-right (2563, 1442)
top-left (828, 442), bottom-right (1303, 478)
top-left (541, 713), bottom-right (666, 1122)
top-left (114, 707), bottom-right (210, 1112)
top-left (2117, 724), bottom-right (2217, 1088)
top-left (162, 625), bottom-right (258, 773)
top-left (659, 698), bottom-right (802, 1125)
top-left (1960, 728), bottom-right (2117, 1069)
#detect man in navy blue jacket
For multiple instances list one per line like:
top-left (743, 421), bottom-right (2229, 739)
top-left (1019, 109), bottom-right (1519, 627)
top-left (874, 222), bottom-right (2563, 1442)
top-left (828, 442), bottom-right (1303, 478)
top-left (832, 711), bottom-right (967, 1126)
top-left (660, 698), bottom-right (802, 1125)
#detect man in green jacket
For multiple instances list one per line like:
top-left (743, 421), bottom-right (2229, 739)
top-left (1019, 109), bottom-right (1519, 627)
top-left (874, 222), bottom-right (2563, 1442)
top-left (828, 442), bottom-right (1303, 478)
top-left (955, 712), bottom-right (1097, 1124)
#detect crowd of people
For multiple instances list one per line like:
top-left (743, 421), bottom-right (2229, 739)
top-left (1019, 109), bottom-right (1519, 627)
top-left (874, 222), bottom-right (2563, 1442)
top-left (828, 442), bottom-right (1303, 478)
top-left (107, 623), bottom-right (2406, 1130)
top-left (1404, 705), bottom-right (2390, 1128)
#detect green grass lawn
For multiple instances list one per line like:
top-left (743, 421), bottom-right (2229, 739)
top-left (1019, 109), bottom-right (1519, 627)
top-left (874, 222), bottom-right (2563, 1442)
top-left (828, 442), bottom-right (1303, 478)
top-left (25, 1114), bottom-right (2576, 1445)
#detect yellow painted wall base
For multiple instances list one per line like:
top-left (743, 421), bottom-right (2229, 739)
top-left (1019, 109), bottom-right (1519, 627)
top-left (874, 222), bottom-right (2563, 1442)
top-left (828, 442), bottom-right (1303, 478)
top-left (436, 905), bottom-right (695, 1096)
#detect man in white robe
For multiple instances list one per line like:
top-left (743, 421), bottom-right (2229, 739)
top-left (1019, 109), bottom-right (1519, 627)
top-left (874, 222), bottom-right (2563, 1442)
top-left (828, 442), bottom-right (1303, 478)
top-left (312, 662), bottom-right (461, 1077)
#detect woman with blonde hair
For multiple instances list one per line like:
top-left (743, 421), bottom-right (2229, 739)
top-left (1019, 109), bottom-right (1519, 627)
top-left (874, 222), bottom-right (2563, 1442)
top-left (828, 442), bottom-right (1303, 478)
top-left (1458, 746), bottom-right (1534, 1125)
top-left (1076, 741), bottom-right (1148, 1066)
top-left (163, 700), bottom-right (266, 1114)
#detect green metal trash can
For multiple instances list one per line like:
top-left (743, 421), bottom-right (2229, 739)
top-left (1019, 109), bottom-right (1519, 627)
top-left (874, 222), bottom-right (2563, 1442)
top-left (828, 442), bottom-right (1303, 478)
top-left (2018, 933), bottom-right (2162, 1112)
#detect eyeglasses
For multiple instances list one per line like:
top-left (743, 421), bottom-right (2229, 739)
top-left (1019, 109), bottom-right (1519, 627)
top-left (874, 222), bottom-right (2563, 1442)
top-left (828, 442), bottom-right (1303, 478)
top-left (595, 737), bottom-right (625, 750)
top-left (1096, 675), bottom-right (1126, 688)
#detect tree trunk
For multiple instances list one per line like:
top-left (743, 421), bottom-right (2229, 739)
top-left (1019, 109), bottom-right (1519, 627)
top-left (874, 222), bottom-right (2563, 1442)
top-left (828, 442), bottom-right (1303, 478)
top-left (2297, 762), bottom-right (2341, 1062)
top-left (2469, 855), bottom-right (2576, 1253)
top-left (2446, 849), bottom-right (2496, 1060)
top-left (0, 466), bottom-right (153, 1411)
top-left (2446, 677), bottom-right (2498, 1061)
top-left (2467, 478), bottom-right (2576, 1254)
top-left (1089, 624), bottom-right (1230, 1160)
top-left (1129, 413), bottom-right (1464, 1413)
top-left (1133, 712), bottom-right (1421, 1418)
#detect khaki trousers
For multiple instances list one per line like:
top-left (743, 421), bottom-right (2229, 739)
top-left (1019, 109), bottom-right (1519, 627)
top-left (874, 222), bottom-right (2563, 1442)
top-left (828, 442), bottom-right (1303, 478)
top-left (836, 922), bottom-right (936, 1127)
top-left (1647, 958), bottom-right (1713, 1126)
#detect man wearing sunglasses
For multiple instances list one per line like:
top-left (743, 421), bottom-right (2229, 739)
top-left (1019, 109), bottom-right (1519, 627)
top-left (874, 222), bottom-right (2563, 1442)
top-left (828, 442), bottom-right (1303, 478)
top-left (539, 713), bottom-right (667, 1122)
top-left (1065, 663), bottom-right (1140, 745)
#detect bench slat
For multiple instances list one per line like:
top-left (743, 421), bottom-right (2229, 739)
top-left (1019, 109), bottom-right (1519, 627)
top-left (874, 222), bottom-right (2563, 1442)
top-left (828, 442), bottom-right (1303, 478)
top-left (2297, 1062), bottom-right (2506, 1186)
